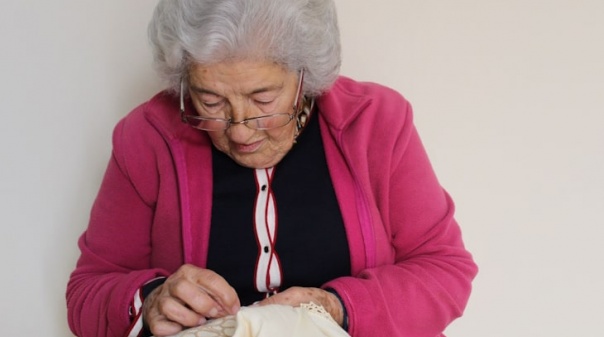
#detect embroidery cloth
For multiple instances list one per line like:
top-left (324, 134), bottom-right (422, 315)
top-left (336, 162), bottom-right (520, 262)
top-left (163, 303), bottom-right (350, 337)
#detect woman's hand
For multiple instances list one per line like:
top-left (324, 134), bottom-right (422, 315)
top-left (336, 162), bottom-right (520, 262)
top-left (258, 287), bottom-right (344, 327)
top-left (143, 264), bottom-right (241, 337)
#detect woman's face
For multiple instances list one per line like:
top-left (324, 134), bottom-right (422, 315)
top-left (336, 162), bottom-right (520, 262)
top-left (187, 60), bottom-right (300, 169)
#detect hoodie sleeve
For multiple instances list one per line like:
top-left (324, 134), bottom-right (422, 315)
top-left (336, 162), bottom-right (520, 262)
top-left (322, 81), bottom-right (477, 337)
top-left (66, 108), bottom-right (171, 337)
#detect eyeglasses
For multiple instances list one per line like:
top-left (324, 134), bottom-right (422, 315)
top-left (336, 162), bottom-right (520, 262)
top-left (180, 69), bottom-right (305, 131)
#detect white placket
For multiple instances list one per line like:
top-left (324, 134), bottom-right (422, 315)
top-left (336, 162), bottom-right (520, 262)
top-left (253, 168), bottom-right (282, 295)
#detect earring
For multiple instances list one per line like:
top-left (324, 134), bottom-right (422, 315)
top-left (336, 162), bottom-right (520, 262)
top-left (293, 97), bottom-right (314, 143)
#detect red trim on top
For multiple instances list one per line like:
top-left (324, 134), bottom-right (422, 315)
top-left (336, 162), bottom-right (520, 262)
top-left (125, 288), bottom-right (145, 337)
top-left (252, 168), bottom-right (282, 294)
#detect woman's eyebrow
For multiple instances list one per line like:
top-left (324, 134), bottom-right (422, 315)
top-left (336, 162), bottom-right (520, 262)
top-left (189, 85), bottom-right (220, 96)
top-left (189, 82), bottom-right (284, 96)
top-left (249, 84), bottom-right (283, 95)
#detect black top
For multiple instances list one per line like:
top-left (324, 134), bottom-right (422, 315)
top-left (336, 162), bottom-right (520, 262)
top-left (206, 112), bottom-right (351, 305)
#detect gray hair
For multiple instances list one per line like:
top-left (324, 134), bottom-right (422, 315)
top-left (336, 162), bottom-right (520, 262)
top-left (148, 0), bottom-right (341, 97)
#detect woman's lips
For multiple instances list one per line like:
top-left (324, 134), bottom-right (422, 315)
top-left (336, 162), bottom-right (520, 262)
top-left (233, 140), bottom-right (263, 153)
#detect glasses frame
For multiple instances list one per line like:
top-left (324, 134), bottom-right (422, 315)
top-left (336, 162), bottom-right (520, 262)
top-left (180, 69), bottom-right (305, 131)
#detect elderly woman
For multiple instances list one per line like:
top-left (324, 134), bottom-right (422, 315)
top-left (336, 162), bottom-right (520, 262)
top-left (66, 0), bottom-right (477, 336)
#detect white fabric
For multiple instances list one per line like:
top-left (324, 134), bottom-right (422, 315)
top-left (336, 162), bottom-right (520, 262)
top-left (164, 303), bottom-right (350, 337)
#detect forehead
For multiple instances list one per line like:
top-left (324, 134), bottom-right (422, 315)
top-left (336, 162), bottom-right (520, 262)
top-left (188, 60), bottom-right (294, 94)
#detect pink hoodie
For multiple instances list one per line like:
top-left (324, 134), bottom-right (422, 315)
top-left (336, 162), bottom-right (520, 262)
top-left (67, 76), bottom-right (477, 337)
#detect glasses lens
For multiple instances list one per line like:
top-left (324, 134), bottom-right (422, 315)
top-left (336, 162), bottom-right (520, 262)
top-left (249, 114), bottom-right (293, 130)
top-left (185, 116), bottom-right (229, 131)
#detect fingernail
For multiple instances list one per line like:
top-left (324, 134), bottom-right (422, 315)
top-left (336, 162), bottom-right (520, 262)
top-left (209, 307), bottom-right (219, 317)
top-left (197, 317), bottom-right (207, 325)
top-left (232, 305), bottom-right (241, 313)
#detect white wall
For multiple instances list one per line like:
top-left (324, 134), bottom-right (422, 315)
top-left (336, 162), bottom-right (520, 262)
top-left (335, 2), bottom-right (604, 336)
top-left (1, 1), bottom-right (602, 336)
top-left (0, 1), bottom-right (162, 335)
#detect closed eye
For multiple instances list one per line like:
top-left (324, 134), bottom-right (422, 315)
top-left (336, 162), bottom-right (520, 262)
top-left (251, 93), bottom-right (279, 109)
top-left (203, 101), bottom-right (223, 108)
top-left (254, 99), bottom-right (274, 106)
top-left (200, 99), bottom-right (226, 111)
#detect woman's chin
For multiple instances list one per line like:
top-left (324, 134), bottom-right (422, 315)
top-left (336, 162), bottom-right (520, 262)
top-left (229, 151), bottom-right (286, 169)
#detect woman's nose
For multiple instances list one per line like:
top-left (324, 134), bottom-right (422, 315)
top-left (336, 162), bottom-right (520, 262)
top-left (226, 109), bottom-right (257, 142)
top-left (226, 121), bottom-right (256, 142)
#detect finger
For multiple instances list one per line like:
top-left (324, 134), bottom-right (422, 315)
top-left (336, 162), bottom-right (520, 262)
top-left (258, 287), bottom-right (304, 306)
top-left (159, 295), bottom-right (206, 328)
top-left (145, 302), bottom-right (187, 337)
top-left (189, 267), bottom-right (241, 314)
top-left (170, 279), bottom-right (226, 318)
top-left (258, 287), bottom-right (344, 326)
top-left (147, 316), bottom-right (184, 337)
